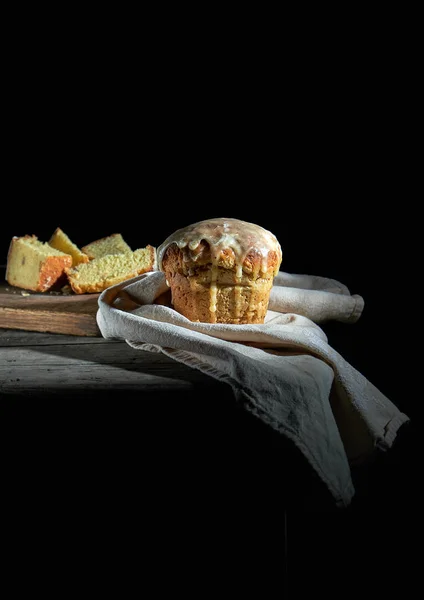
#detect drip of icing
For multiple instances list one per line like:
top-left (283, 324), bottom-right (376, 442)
top-left (157, 218), bottom-right (282, 322)
top-left (157, 217), bottom-right (282, 276)
top-left (209, 264), bottom-right (218, 323)
top-left (234, 285), bottom-right (242, 318)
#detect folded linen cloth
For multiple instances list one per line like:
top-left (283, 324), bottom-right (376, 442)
top-left (270, 271), bottom-right (364, 323)
top-left (97, 270), bottom-right (409, 507)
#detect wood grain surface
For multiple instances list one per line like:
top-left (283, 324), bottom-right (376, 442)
top-left (0, 328), bottom-right (226, 396)
top-left (0, 275), bottom-right (101, 336)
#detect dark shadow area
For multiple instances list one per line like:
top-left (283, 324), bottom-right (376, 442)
top-left (1, 385), bottom-right (417, 593)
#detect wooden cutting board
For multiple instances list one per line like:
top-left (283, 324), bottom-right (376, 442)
top-left (0, 271), bottom-right (101, 336)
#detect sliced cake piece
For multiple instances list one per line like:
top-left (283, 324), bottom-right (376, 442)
top-left (48, 227), bottom-right (89, 267)
top-left (66, 246), bottom-right (157, 294)
top-left (6, 235), bottom-right (72, 292)
top-left (81, 233), bottom-right (132, 260)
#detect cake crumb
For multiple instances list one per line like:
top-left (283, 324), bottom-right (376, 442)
top-left (21, 291), bottom-right (31, 296)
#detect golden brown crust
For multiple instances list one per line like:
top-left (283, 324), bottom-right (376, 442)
top-left (162, 243), bottom-right (280, 279)
top-left (37, 255), bottom-right (72, 292)
top-left (166, 268), bottom-right (274, 324)
top-left (6, 235), bottom-right (156, 295)
top-left (161, 244), bottom-right (277, 324)
top-left (6, 236), bottom-right (72, 292)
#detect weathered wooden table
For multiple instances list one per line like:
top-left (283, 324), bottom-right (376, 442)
top-left (0, 327), bottom-right (229, 397)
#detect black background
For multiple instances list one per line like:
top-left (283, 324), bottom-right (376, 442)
top-left (2, 51), bottom-right (415, 417)
top-left (1, 18), bottom-right (419, 594)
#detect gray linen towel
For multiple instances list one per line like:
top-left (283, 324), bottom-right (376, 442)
top-left (96, 270), bottom-right (409, 507)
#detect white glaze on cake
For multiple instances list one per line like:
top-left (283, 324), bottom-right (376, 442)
top-left (157, 218), bottom-right (282, 321)
top-left (158, 218), bottom-right (281, 272)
